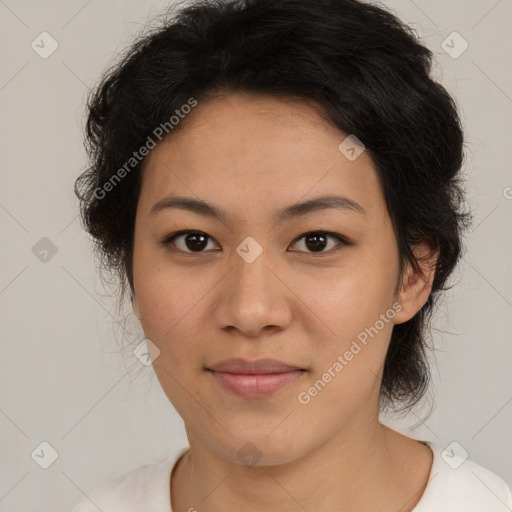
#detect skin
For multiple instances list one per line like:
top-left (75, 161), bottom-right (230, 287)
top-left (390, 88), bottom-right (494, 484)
top-left (131, 91), bottom-right (437, 511)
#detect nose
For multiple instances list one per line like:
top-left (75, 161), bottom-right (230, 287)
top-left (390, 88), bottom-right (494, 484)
top-left (213, 247), bottom-right (293, 338)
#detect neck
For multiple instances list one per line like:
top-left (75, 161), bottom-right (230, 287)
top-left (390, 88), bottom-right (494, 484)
top-left (171, 410), bottom-right (431, 512)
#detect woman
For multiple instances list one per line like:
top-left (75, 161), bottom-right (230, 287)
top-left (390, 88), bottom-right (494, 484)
top-left (71, 0), bottom-right (512, 510)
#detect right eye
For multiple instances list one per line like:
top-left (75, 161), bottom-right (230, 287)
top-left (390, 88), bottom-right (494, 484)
top-left (161, 230), bottom-right (220, 253)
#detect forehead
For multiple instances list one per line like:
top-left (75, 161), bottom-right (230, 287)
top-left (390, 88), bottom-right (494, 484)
top-left (139, 92), bottom-right (385, 221)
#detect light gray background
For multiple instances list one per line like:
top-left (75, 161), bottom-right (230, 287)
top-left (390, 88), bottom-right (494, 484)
top-left (0, 1), bottom-right (511, 511)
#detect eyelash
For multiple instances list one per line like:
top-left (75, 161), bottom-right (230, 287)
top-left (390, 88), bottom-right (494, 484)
top-left (160, 230), bottom-right (350, 256)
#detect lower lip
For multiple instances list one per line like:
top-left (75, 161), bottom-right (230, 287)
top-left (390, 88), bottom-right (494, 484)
top-left (208, 370), bottom-right (305, 398)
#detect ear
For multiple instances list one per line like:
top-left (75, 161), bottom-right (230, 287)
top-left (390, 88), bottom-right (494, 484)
top-left (131, 291), bottom-right (141, 320)
top-left (393, 241), bottom-right (439, 325)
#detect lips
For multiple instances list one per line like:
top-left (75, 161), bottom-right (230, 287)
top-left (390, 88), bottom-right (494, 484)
top-left (208, 357), bottom-right (303, 374)
top-left (206, 358), bottom-right (306, 397)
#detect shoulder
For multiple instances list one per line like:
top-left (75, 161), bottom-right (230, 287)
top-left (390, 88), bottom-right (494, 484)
top-left (414, 441), bottom-right (512, 512)
top-left (69, 447), bottom-right (189, 512)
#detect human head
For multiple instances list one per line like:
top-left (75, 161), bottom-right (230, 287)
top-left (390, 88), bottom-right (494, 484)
top-left (75, 0), bottom-right (470, 433)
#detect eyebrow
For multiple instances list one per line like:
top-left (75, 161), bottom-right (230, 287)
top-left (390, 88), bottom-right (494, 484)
top-left (150, 194), bottom-right (366, 224)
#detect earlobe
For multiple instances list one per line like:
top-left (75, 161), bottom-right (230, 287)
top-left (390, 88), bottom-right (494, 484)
top-left (394, 242), bottom-right (438, 325)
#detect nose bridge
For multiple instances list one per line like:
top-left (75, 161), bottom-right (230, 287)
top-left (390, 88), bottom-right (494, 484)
top-left (234, 239), bottom-right (273, 294)
top-left (214, 235), bottom-right (292, 336)
top-left (231, 235), bottom-right (278, 306)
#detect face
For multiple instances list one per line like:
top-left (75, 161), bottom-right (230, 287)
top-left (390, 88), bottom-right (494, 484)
top-left (131, 92), bottom-right (427, 466)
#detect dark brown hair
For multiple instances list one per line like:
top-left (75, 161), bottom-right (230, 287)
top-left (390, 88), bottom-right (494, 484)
top-left (75, 0), bottom-right (472, 412)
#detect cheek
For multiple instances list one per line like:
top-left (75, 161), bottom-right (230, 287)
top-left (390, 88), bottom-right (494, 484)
top-left (134, 262), bottom-right (209, 413)
top-left (290, 246), bottom-right (399, 388)
top-left (133, 236), bottom-right (193, 320)
top-left (306, 282), bottom-right (394, 377)
top-left (293, 280), bottom-right (396, 422)
top-left (291, 251), bottom-right (397, 340)
top-left (132, 249), bottom-right (219, 374)
top-left (136, 275), bottom-right (202, 346)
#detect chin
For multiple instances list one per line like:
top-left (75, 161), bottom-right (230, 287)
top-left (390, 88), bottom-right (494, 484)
top-left (209, 432), bottom-right (309, 468)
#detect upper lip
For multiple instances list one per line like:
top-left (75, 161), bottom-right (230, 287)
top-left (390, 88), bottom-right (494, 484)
top-left (208, 358), bottom-right (304, 374)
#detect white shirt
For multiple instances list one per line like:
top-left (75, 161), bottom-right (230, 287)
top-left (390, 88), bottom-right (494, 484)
top-left (70, 441), bottom-right (512, 511)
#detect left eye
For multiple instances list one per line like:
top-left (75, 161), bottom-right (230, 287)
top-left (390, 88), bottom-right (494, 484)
top-left (290, 231), bottom-right (347, 254)
top-left (161, 230), bottom-right (348, 254)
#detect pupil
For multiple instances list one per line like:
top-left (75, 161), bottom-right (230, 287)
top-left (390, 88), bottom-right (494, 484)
top-left (306, 232), bottom-right (327, 252)
top-left (186, 232), bottom-right (208, 251)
